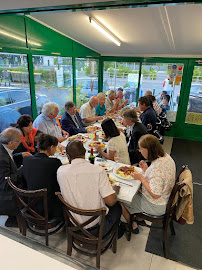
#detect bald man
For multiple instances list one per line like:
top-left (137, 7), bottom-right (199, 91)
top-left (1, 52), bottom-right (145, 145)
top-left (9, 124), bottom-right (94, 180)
top-left (80, 96), bottom-right (103, 126)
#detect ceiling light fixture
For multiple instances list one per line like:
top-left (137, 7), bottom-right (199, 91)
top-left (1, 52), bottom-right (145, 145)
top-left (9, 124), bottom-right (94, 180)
top-left (89, 17), bottom-right (121, 47)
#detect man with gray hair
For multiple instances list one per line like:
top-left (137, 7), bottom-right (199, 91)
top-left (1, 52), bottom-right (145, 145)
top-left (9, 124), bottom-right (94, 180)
top-left (79, 96), bottom-right (103, 126)
top-left (33, 102), bottom-right (69, 142)
top-left (61, 101), bottom-right (88, 136)
top-left (105, 90), bottom-right (119, 113)
top-left (0, 127), bottom-right (24, 227)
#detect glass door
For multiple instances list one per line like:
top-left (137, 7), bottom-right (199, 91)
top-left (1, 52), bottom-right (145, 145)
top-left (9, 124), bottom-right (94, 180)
top-left (140, 62), bottom-right (185, 122)
top-left (185, 65), bottom-right (202, 126)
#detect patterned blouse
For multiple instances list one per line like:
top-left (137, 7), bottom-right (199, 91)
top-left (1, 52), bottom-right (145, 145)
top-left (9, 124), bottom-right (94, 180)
top-left (142, 153), bottom-right (176, 205)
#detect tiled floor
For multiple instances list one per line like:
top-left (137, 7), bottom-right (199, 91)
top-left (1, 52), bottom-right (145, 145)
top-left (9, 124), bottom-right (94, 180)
top-left (0, 137), bottom-right (197, 270)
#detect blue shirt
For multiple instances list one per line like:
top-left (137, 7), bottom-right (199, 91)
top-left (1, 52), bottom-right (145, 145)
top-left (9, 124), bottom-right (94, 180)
top-left (33, 113), bottom-right (62, 138)
top-left (95, 103), bottom-right (106, 116)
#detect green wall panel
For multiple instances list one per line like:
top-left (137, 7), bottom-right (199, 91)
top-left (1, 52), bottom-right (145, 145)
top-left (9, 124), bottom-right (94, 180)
top-left (0, 15), bottom-right (27, 49)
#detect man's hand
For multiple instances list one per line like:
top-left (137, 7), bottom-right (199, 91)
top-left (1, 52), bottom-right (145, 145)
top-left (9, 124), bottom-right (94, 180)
top-left (96, 116), bottom-right (103, 121)
top-left (22, 152), bottom-right (32, 157)
top-left (113, 185), bottom-right (120, 194)
top-left (124, 99), bottom-right (129, 105)
top-left (62, 130), bottom-right (69, 137)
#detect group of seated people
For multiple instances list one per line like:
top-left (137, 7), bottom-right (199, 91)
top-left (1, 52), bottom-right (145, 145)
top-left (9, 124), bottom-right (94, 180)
top-left (0, 88), bottom-right (176, 239)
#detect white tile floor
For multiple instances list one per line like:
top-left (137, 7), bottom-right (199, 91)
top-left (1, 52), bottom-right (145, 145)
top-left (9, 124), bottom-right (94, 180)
top-left (0, 137), bottom-right (197, 270)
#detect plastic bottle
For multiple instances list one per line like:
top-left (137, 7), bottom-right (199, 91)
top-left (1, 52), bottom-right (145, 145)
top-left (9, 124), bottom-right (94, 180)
top-left (89, 148), bottom-right (95, 164)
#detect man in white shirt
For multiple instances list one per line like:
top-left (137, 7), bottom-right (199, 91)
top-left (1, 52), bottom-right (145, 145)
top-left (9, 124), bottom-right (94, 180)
top-left (105, 90), bottom-right (120, 113)
top-left (116, 90), bottom-right (129, 110)
top-left (33, 102), bottom-right (69, 142)
top-left (57, 140), bottom-right (122, 236)
top-left (79, 96), bottom-right (103, 126)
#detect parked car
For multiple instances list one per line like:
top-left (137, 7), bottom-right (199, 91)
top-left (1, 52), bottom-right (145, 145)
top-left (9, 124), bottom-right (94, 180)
top-left (81, 80), bottom-right (109, 98)
top-left (187, 84), bottom-right (202, 113)
top-left (0, 88), bottom-right (48, 130)
top-left (177, 84), bottom-right (202, 113)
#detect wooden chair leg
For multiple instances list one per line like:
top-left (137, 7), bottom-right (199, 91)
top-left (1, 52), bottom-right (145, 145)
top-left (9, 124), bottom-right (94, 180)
top-left (16, 214), bottom-right (22, 233)
top-left (67, 234), bottom-right (73, 256)
top-left (127, 214), bottom-right (134, 241)
top-left (96, 252), bottom-right (101, 269)
top-left (22, 219), bottom-right (27, 236)
top-left (45, 228), bottom-right (49, 246)
top-left (163, 222), bottom-right (169, 259)
top-left (112, 229), bottom-right (118, 254)
top-left (169, 219), bottom-right (176, 235)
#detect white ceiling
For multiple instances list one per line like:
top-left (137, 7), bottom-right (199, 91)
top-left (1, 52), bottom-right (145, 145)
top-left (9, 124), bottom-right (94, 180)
top-left (30, 4), bottom-right (202, 57)
top-left (0, 0), bottom-right (116, 11)
top-left (1, 1), bottom-right (202, 57)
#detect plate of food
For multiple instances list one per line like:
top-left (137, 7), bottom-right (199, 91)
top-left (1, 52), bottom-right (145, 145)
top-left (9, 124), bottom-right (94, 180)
top-left (113, 165), bottom-right (139, 180)
top-left (68, 134), bottom-right (87, 142)
top-left (99, 163), bottom-right (112, 172)
top-left (88, 141), bottom-right (106, 149)
top-left (86, 126), bottom-right (100, 132)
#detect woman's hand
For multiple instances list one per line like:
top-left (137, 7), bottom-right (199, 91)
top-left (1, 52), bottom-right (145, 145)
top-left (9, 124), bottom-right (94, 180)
top-left (94, 144), bottom-right (102, 152)
top-left (139, 160), bottom-right (148, 172)
top-left (22, 152), bottom-right (32, 157)
top-left (131, 172), bottom-right (144, 181)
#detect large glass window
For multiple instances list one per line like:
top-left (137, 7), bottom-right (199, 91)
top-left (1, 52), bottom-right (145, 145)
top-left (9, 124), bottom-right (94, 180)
top-left (185, 66), bottom-right (202, 126)
top-left (103, 61), bottom-right (140, 105)
top-left (76, 58), bottom-right (98, 108)
top-left (33, 56), bottom-right (73, 116)
top-left (0, 53), bottom-right (31, 132)
top-left (140, 62), bottom-right (184, 122)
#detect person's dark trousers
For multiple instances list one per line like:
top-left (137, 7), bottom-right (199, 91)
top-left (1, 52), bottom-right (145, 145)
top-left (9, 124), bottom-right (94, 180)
top-left (88, 202), bottom-right (122, 238)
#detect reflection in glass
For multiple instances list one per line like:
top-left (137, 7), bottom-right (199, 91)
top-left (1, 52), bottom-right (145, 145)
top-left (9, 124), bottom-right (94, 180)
top-left (0, 53), bottom-right (31, 132)
top-left (185, 66), bottom-right (202, 126)
top-left (76, 58), bottom-right (99, 108)
top-left (103, 61), bottom-right (140, 106)
top-left (33, 56), bottom-right (73, 116)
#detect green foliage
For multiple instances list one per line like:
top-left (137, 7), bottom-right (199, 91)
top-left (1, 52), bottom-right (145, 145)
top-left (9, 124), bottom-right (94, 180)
top-left (104, 62), bottom-right (115, 71)
top-left (123, 83), bottom-right (130, 88)
top-left (85, 66), bottom-right (90, 75)
top-left (108, 67), bottom-right (114, 77)
top-left (192, 66), bottom-right (202, 82)
top-left (34, 69), bottom-right (56, 86)
top-left (149, 68), bottom-right (157, 80)
top-left (142, 67), bottom-right (150, 79)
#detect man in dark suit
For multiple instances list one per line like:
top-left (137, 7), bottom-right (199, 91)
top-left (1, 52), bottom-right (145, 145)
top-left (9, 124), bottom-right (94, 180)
top-left (122, 109), bottom-right (148, 165)
top-left (0, 127), bottom-right (25, 226)
top-left (61, 101), bottom-right (88, 136)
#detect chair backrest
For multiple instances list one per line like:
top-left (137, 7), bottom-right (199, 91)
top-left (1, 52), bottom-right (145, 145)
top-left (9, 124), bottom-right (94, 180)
top-left (6, 177), bottom-right (49, 226)
top-left (56, 116), bottom-right (62, 130)
top-left (56, 192), bottom-right (107, 245)
top-left (165, 166), bottom-right (187, 219)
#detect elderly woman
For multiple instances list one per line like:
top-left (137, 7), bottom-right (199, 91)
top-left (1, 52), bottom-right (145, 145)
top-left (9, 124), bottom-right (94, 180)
top-left (33, 102), bottom-right (69, 142)
top-left (14, 115), bottom-right (40, 156)
top-left (122, 109), bottom-right (148, 165)
top-left (22, 133), bottom-right (63, 219)
top-left (95, 118), bottom-right (130, 165)
top-left (95, 93), bottom-right (106, 116)
top-left (121, 134), bottom-right (176, 233)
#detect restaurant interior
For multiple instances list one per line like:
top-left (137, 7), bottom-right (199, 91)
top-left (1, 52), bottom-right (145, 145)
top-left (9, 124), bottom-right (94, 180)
top-left (0, 1), bottom-right (201, 270)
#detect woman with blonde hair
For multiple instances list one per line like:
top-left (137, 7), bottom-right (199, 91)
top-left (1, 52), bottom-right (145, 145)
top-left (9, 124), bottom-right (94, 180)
top-left (121, 134), bottom-right (176, 233)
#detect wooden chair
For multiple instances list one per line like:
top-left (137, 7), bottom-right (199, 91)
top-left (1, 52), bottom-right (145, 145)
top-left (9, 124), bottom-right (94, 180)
top-left (127, 166), bottom-right (187, 259)
top-left (56, 192), bottom-right (118, 269)
top-left (6, 177), bottom-right (64, 246)
top-left (56, 115), bottom-right (62, 130)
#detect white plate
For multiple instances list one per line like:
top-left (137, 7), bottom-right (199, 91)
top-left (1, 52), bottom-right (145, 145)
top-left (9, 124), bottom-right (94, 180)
top-left (98, 163), bottom-right (113, 172)
top-left (113, 164), bottom-right (142, 180)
